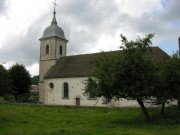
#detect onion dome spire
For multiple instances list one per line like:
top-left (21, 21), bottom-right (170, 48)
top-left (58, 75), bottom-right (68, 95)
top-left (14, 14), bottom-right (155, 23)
top-left (41, 0), bottom-right (67, 40)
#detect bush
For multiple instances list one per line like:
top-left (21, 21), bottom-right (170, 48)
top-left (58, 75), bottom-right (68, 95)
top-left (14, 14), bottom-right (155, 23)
top-left (17, 93), bottom-right (31, 102)
top-left (29, 92), bottom-right (39, 102)
top-left (3, 94), bottom-right (15, 102)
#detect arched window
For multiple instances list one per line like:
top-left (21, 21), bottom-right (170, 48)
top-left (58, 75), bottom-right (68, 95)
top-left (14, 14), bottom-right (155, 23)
top-left (89, 89), bottom-right (95, 99)
top-left (59, 45), bottom-right (62, 55)
top-left (46, 45), bottom-right (49, 54)
top-left (63, 82), bottom-right (69, 98)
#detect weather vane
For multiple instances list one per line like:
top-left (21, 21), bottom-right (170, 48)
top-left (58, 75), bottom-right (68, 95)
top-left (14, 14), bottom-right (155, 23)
top-left (53, 0), bottom-right (57, 15)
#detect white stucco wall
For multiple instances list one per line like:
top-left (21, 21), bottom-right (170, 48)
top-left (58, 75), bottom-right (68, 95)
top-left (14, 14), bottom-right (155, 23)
top-left (39, 82), bottom-right (45, 103)
top-left (43, 77), bottom-right (143, 107)
top-left (43, 77), bottom-right (178, 107)
top-left (44, 77), bottom-right (97, 106)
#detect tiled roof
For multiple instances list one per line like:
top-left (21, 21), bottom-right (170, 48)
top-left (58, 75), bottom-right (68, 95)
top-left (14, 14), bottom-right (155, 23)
top-left (44, 47), bottom-right (169, 79)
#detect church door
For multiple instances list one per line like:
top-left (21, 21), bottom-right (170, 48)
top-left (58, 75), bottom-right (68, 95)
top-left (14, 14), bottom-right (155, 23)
top-left (76, 98), bottom-right (80, 106)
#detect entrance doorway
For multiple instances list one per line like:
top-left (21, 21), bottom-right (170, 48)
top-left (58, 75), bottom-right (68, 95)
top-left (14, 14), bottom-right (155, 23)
top-left (76, 98), bottom-right (80, 106)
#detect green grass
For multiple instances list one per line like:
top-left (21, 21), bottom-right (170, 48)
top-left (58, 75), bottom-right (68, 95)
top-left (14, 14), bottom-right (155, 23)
top-left (0, 97), bottom-right (3, 102)
top-left (0, 103), bottom-right (180, 135)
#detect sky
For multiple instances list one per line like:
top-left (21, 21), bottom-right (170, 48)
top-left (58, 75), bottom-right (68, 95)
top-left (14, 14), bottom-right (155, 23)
top-left (0, 0), bottom-right (180, 76)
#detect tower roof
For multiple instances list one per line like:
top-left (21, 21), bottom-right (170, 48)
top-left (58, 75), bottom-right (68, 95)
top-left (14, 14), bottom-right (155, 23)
top-left (40, 2), bottom-right (66, 40)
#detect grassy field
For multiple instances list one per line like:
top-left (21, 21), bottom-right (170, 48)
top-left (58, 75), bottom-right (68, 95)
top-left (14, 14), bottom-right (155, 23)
top-left (0, 103), bottom-right (180, 135)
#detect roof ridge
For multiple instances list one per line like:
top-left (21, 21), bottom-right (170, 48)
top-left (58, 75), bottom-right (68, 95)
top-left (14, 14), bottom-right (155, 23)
top-left (65, 46), bottom-right (159, 58)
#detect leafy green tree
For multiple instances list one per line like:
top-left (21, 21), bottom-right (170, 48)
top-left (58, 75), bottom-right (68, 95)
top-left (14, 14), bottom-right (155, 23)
top-left (152, 61), bottom-right (168, 114)
top-left (117, 34), bottom-right (157, 122)
top-left (9, 63), bottom-right (31, 101)
top-left (31, 75), bottom-right (39, 85)
top-left (0, 64), bottom-right (11, 96)
top-left (85, 34), bottom-right (156, 122)
top-left (161, 53), bottom-right (180, 108)
top-left (84, 52), bottom-right (122, 102)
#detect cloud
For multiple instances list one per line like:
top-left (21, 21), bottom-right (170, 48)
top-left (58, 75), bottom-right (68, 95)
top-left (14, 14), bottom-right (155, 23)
top-left (0, 0), bottom-right (6, 15)
top-left (161, 0), bottom-right (180, 21)
top-left (56, 0), bottom-right (125, 55)
top-left (0, 0), bottom-right (51, 66)
top-left (0, 0), bottom-right (180, 76)
top-left (26, 63), bottom-right (39, 77)
top-left (0, 9), bottom-right (49, 66)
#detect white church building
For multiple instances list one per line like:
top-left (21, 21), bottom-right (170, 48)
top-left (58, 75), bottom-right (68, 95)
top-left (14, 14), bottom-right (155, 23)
top-left (38, 8), bottom-right (169, 107)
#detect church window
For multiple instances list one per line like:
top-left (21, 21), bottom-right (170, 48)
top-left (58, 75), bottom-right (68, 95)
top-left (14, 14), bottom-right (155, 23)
top-left (49, 82), bottom-right (54, 89)
top-left (46, 45), bottom-right (49, 54)
top-left (89, 89), bottom-right (95, 99)
top-left (59, 45), bottom-right (62, 55)
top-left (63, 82), bottom-right (69, 98)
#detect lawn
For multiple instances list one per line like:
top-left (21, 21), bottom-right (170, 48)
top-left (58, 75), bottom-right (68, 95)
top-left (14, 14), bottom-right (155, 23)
top-left (0, 103), bottom-right (180, 135)
top-left (0, 97), bottom-right (3, 102)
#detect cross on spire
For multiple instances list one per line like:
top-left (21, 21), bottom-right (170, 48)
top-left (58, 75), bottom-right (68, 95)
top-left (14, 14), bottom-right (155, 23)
top-left (51, 0), bottom-right (57, 25)
top-left (53, 0), bottom-right (57, 17)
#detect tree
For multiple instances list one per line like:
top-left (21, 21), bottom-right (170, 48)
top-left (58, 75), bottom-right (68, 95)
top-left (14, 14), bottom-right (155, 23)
top-left (9, 64), bottom-right (31, 101)
top-left (152, 61), bottom-right (168, 114)
top-left (161, 53), bottom-right (180, 108)
top-left (31, 75), bottom-right (39, 85)
top-left (85, 34), bottom-right (157, 122)
top-left (0, 64), bottom-right (11, 96)
top-left (84, 51), bottom-right (123, 102)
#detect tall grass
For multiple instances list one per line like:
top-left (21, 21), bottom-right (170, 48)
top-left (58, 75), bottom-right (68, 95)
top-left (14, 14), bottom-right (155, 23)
top-left (0, 103), bottom-right (179, 135)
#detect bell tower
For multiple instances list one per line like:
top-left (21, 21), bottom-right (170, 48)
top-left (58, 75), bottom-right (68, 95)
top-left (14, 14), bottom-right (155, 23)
top-left (39, 1), bottom-right (68, 103)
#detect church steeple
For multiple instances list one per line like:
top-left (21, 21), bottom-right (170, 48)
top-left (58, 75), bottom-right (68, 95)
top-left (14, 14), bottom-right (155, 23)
top-left (40, 0), bottom-right (67, 40)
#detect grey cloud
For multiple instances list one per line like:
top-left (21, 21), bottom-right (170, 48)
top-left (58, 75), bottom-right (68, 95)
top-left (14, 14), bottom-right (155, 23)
top-left (67, 31), bottom-right (98, 55)
top-left (0, 34), bottom-right (39, 66)
top-left (1, 0), bottom-right (180, 72)
top-left (57, 0), bottom-right (119, 30)
top-left (130, 14), bottom-right (163, 34)
top-left (128, 4), bottom-right (180, 40)
top-left (0, 12), bottom-right (50, 66)
top-left (55, 0), bottom-right (121, 55)
top-left (0, 0), bottom-right (6, 15)
top-left (161, 0), bottom-right (180, 21)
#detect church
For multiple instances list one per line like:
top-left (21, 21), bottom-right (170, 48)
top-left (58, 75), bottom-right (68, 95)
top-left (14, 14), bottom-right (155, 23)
top-left (38, 7), bottom-right (169, 107)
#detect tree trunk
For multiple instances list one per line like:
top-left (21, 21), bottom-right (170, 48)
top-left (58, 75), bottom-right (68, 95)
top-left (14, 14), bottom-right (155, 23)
top-left (161, 101), bottom-right (165, 114)
top-left (137, 98), bottom-right (151, 123)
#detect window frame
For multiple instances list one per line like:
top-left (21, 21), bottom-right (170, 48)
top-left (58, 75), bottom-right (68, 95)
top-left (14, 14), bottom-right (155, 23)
top-left (59, 45), bottom-right (62, 55)
top-left (63, 82), bottom-right (69, 99)
top-left (46, 44), bottom-right (49, 54)
top-left (88, 89), bottom-right (96, 100)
